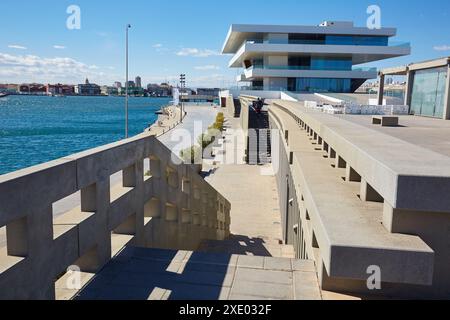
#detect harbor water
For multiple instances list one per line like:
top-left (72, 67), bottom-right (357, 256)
top-left (0, 95), bottom-right (171, 175)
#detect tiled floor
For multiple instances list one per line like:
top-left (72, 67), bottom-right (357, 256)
top-left (69, 247), bottom-right (321, 301)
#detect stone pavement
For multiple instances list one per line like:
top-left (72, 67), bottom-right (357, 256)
top-left (201, 114), bottom-right (293, 258)
top-left (202, 165), bottom-right (294, 258)
top-left (70, 247), bottom-right (321, 300)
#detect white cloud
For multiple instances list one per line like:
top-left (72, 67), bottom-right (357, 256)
top-left (153, 44), bottom-right (163, 48)
top-left (195, 65), bottom-right (221, 71)
top-left (53, 45), bottom-right (66, 50)
top-left (0, 52), bottom-right (116, 84)
top-left (176, 48), bottom-right (220, 57)
top-left (434, 45), bottom-right (450, 51)
top-left (8, 45), bottom-right (27, 50)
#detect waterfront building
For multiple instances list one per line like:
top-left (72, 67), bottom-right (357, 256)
top-left (75, 78), bottom-right (101, 96)
top-left (114, 81), bottom-right (122, 89)
top-left (135, 76), bottom-right (142, 88)
top-left (19, 83), bottom-right (47, 95)
top-left (100, 86), bottom-right (119, 96)
top-left (0, 84), bottom-right (18, 94)
top-left (147, 83), bottom-right (173, 97)
top-left (378, 57), bottom-right (450, 119)
top-left (119, 86), bottom-right (144, 96)
top-left (127, 80), bottom-right (135, 87)
top-left (197, 88), bottom-right (221, 97)
top-left (222, 21), bottom-right (410, 92)
top-left (46, 84), bottom-right (75, 96)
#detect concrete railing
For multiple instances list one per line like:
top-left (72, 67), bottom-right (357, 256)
top-left (267, 100), bottom-right (450, 298)
top-left (0, 133), bottom-right (231, 299)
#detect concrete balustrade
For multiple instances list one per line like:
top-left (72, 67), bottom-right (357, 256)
top-left (267, 100), bottom-right (450, 298)
top-left (0, 133), bottom-right (230, 300)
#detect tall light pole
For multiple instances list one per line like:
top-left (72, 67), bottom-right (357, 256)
top-left (180, 74), bottom-right (186, 123)
top-left (125, 24), bottom-right (131, 138)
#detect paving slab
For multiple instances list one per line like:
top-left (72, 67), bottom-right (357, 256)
top-left (71, 247), bottom-right (321, 301)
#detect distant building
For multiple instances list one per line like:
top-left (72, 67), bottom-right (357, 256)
top-left (46, 84), bottom-right (75, 96)
top-left (101, 86), bottom-right (119, 96)
top-left (75, 78), bottom-right (101, 96)
top-left (135, 76), bottom-right (142, 88)
top-left (196, 88), bottom-right (220, 97)
top-left (19, 83), bottom-right (47, 95)
top-left (0, 84), bottom-right (18, 94)
top-left (127, 81), bottom-right (135, 87)
top-left (147, 83), bottom-right (173, 97)
top-left (114, 81), bottom-right (122, 89)
top-left (119, 86), bottom-right (145, 96)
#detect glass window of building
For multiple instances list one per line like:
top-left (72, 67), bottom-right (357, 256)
top-left (325, 36), bottom-right (388, 46)
top-left (311, 57), bottom-right (352, 71)
top-left (288, 78), bottom-right (351, 93)
top-left (410, 67), bottom-right (447, 118)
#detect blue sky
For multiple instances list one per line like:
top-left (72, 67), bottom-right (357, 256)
top-left (1, 0), bottom-right (449, 87)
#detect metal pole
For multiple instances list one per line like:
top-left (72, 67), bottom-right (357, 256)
top-left (125, 24), bottom-right (131, 138)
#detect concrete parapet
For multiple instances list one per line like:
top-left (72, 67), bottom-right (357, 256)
top-left (267, 101), bottom-right (450, 298)
top-left (0, 133), bottom-right (230, 299)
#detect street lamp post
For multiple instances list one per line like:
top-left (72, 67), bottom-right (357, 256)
top-left (180, 74), bottom-right (186, 123)
top-left (125, 24), bottom-right (131, 139)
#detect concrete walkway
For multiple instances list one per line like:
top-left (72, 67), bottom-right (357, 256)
top-left (200, 115), bottom-right (294, 258)
top-left (202, 165), bottom-right (293, 258)
top-left (71, 247), bottom-right (321, 300)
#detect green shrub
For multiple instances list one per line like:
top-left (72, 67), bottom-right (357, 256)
top-left (197, 133), bottom-right (216, 150)
top-left (179, 145), bottom-right (202, 164)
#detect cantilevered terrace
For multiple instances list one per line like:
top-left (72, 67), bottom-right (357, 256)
top-left (222, 22), bottom-right (410, 92)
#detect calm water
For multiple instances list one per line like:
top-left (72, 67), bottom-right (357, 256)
top-left (0, 95), bottom-right (171, 175)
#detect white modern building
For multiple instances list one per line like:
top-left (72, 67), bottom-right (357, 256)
top-left (222, 21), bottom-right (411, 93)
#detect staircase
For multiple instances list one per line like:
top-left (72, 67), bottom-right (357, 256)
top-left (247, 109), bottom-right (272, 165)
top-left (233, 99), bottom-right (242, 118)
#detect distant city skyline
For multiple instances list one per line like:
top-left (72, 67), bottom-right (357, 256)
top-left (1, 0), bottom-right (450, 87)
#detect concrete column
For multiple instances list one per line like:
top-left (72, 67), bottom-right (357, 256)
top-left (360, 178), bottom-right (384, 202)
top-left (443, 65), bottom-right (450, 120)
top-left (81, 183), bottom-right (97, 212)
top-left (123, 164), bottom-right (137, 188)
top-left (6, 216), bottom-right (28, 257)
top-left (404, 69), bottom-right (414, 109)
top-left (377, 74), bottom-right (385, 106)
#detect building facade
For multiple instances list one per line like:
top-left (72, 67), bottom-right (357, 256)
top-left (147, 83), bottom-right (173, 97)
top-left (119, 86), bottom-right (145, 96)
top-left (197, 88), bottom-right (220, 96)
top-left (379, 57), bottom-right (450, 119)
top-left (135, 76), bottom-right (142, 88)
top-left (46, 84), bottom-right (75, 96)
top-left (100, 86), bottom-right (119, 96)
top-left (19, 83), bottom-right (47, 94)
top-left (222, 21), bottom-right (410, 93)
top-left (75, 79), bottom-right (101, 96)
